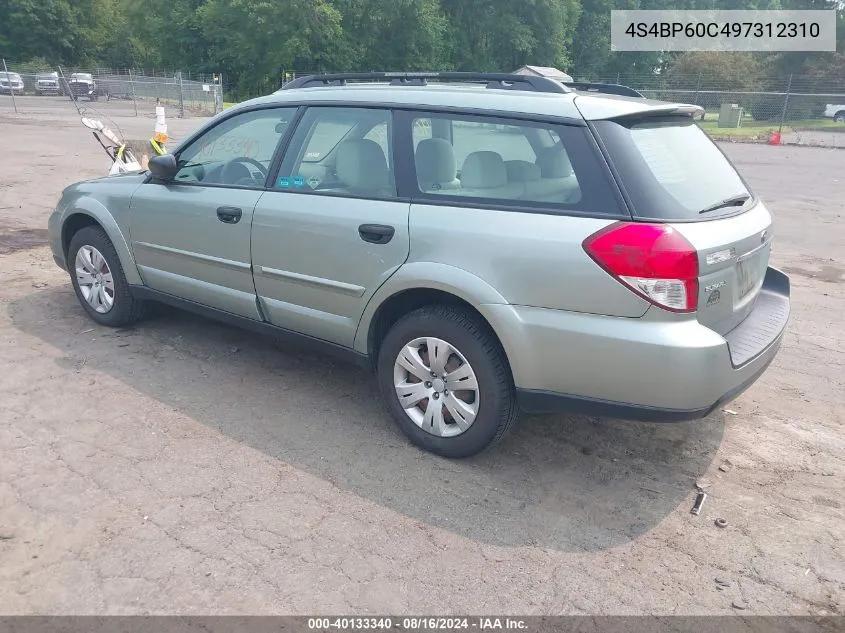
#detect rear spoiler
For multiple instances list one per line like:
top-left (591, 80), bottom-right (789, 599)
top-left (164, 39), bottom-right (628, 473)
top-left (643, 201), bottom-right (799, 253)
top-left (562, 82), bottom-right (645, 98)
top-left (575, 97), bottom-right (705, 122)
top-left (614, 104), bottom-right (705, 119)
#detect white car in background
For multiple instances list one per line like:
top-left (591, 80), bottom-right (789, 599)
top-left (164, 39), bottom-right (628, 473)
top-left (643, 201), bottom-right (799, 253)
top-left (0, 71), bottom-right (24, 95)
top-left (823, 104), bottom-right (845, 123)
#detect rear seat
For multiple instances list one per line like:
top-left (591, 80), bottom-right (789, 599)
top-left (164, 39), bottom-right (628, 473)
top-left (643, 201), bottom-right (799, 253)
top-left (529, 144), bottom-right (581, 203)
top-left (505, 160), bottom-right (542, 184)
top-left (453, 151), bottom-right (524, 199)
top-left (418, 145), bottom-right (581, 204)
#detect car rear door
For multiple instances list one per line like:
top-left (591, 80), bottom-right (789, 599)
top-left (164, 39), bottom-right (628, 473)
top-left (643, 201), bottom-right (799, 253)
top-left (251, 106), bottom-right (410, 347)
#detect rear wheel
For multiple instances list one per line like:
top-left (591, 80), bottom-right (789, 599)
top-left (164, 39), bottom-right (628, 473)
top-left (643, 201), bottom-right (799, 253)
top-left (834, 111), bottom-right (845, 123)
top-left (377, 305), bottom-right (518, 458)
top-left (68, 226), bottom-right (146, 327)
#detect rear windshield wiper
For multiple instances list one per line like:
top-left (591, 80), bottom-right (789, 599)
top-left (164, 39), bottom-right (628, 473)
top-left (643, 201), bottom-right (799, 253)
top-left (699, 194), bottom-right (751, 214)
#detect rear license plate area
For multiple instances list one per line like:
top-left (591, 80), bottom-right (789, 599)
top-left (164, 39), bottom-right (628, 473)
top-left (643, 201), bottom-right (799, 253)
top-left (736, 247), bottom-right (766, 300)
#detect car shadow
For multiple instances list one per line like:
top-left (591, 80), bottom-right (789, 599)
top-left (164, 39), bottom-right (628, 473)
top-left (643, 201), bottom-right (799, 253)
top-left (10, 286), bottom-right (726, 551)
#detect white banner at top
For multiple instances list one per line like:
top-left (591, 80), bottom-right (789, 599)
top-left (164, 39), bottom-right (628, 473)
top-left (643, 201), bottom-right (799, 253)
top-left (610, 10), bottom-right (837, 52)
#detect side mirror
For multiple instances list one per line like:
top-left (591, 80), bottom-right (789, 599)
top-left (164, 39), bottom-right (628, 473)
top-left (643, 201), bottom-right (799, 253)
top-left (148, 154), bottom-right (178, 181)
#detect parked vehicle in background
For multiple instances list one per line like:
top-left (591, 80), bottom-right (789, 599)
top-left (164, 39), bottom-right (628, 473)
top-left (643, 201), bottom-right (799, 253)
top-left (35, 72), bottom-right (63, 96)
top-left (47, 71), bottom-right (791, 458)
top-left (0, 71), bottom-right (25, 95)
top-left (823, 104), bottom-right (845, 123)
top-left (68, 73), bottom-right (101, 101)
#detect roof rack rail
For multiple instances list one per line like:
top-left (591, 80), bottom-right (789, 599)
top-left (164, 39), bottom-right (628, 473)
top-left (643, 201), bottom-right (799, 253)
top-left (280, 72), bottom-right (570, 94)
top-left (562, 82), bottom-right (644, 98)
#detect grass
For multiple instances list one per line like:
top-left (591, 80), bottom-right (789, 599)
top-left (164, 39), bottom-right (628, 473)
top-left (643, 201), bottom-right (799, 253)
top-left (789, 118), bottom-right (845, 130)
top-left (698, 111), bottom-right (845, 138)
top-left (698, 119), bottom-right (789, 138)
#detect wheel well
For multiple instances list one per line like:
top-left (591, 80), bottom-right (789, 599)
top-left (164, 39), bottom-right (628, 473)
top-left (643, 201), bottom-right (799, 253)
top-left (367, 288), bottom-right (511, 374)
top-left (61, 214), bottom-right (102, 259)
top-left (836, 110), bottom-right (845, 118)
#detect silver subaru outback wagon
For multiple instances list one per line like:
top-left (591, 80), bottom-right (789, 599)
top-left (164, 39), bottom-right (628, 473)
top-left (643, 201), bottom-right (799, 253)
top-left (48, 72), bottom-right (790, 458)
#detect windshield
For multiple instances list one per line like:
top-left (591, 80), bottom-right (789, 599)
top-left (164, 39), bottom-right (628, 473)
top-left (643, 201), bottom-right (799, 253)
top-left (593, 116), bottom-right (751, 221)
top-left (0, 73), bottom-right (21, 80)
top-left (72, 74), bottom-right (92, 81)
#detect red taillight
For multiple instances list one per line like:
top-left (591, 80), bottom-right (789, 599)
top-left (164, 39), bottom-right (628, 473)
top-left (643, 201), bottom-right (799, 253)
top-left (583, 222), bottom-right (699, 312)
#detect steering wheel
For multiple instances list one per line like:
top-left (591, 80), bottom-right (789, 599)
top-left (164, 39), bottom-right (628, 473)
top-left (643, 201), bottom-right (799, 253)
top-left (220, 157), bottom-right (268, 185)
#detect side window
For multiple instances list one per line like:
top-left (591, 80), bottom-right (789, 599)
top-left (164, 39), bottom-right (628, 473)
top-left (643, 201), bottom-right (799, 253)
top-left (175, 107), bottom-right (296, 188)
top-left (277, 107), bottom-right (395, 198)
top-left (411, 113), bottom-right (587, 208)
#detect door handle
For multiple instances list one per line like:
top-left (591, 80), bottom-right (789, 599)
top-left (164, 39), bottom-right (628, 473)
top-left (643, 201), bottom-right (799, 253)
top-left (358, 224), bottom-right (395, 245)
top-left (217, 206), bottom-right (242, 224)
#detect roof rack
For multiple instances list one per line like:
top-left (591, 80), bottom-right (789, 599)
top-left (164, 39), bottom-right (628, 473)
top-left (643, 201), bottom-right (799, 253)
top-left (562, 82), bottom-right (644, 98)
top-left (280, 72), bottom-right (570, 94)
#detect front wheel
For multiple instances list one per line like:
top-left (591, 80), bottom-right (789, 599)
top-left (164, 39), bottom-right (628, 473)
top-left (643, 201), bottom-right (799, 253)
top-left (68, 226), bottom-right (146, 327)
top-left (377, 305), bottom-right (518, 458)
top-left (834, 112), bottom-right (845, 123)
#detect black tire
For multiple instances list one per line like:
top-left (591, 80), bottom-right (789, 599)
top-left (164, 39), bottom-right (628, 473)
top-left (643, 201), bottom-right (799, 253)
top-left (835, 112), bottom-right (845, 123)
top-left (68, 226), bottom-right (146, 327)
top-left (377, 304), bottom-right (518, 458)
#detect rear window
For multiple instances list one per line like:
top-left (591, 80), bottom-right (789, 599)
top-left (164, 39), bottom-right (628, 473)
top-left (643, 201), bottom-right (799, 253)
top-left (594, 117), bottom-right (751, 221)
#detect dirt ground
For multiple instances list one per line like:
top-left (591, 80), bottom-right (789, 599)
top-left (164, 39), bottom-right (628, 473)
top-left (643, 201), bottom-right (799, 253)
top-left (0, 100), bottom-right (843, 616)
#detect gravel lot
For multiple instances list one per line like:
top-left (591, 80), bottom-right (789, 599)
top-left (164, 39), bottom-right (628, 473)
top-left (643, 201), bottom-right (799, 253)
top-left (0, 99), bottom-right (843, 616)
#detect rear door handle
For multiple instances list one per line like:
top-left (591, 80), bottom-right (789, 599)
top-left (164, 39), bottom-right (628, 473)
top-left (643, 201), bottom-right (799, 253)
top-left (217, 206), bottom-right (242, 224)
top-left (358, 224), bottom-right (395, 245)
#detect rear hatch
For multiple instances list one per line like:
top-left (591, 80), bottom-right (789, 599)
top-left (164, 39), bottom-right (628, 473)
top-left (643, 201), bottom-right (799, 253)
top-left (583, 100), bottom-right (771, 336)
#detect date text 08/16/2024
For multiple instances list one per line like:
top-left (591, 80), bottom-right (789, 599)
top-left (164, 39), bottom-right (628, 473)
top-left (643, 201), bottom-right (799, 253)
top-left (307, 618), bottom-right (528, 631)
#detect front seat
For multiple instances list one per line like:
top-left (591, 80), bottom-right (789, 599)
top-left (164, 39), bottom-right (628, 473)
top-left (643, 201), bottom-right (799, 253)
top-left (416, 138), bottom-right (460, 192)
top-left (333, 139), bottom-right (393, 197)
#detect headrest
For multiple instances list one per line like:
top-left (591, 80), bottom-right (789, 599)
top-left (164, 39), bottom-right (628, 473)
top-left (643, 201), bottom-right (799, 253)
top-left (505, 160), bottom-right (541, 182)
top-left (416, 138), bottom-right (457, 184)
top-left (336, 139), bottom-right (389, 190)
top-left (535, 143), bottom-right (573, 178)
top-left (461, 151), bottom-right (507, 189)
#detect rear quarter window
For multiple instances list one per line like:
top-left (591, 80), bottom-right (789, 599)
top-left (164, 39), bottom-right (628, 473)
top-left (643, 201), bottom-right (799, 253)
top-left (594, 117), bottom-right (752, 221)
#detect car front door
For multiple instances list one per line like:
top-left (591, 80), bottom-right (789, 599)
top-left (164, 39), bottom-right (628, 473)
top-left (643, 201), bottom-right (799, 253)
top-left (251, 106), bottom-right (410, 347)
top-left (129, 107), bottom-right (297, 319)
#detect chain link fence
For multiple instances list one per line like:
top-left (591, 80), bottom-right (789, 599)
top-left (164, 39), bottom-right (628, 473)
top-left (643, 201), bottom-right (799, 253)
top-left (278, 70), bottom-right (845, 147)
top-left (584, 73), bottom-right (845, 147)
top-left (1, 60), bottom-right (225, 118)
top-left (5, 63), bottom-right (843, 147)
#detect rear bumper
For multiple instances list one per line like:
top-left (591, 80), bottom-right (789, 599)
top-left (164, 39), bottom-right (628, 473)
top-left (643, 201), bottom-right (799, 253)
top-left (484, 267), bottom-right (790, 421)
top-left (517, 344), bottom-right (779, 421)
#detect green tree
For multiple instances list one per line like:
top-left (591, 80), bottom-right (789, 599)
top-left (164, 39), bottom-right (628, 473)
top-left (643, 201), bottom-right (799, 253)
top-left (121, 0), bottom-right (212, 70)
top-left (441, 0), bottom-right (580, 72)
top-left (666, 51), bottom-right (763, 89)
top-left (200, 0), bottom-right (348, 96)
top-left (333, 0), bottom-right (451, 71)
